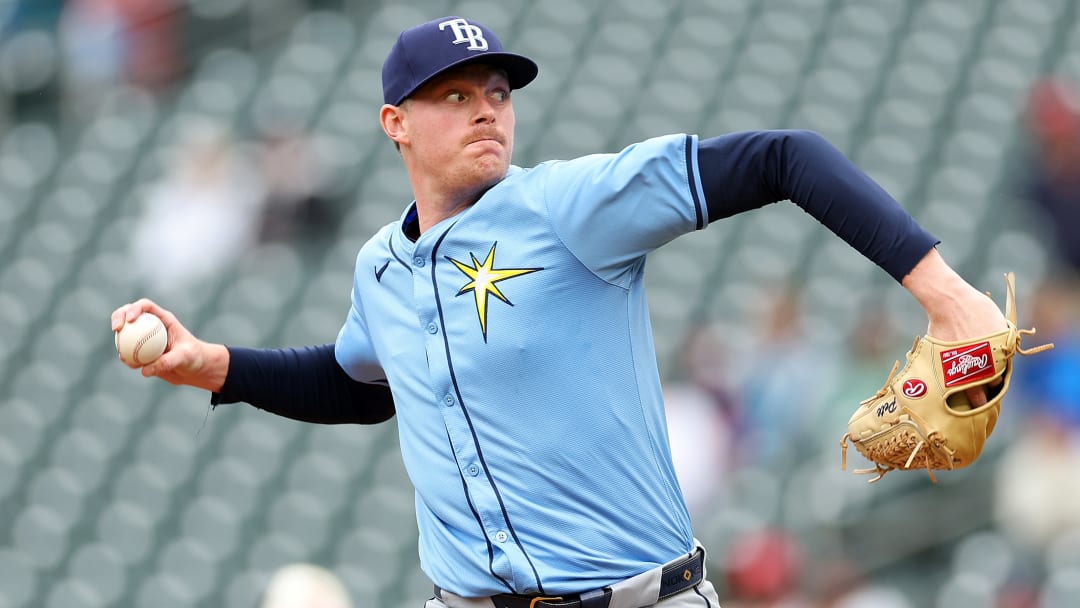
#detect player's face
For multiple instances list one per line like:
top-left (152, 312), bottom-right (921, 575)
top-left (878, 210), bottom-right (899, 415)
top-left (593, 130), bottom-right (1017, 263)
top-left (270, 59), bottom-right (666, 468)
top-left (398, 64), bottom-right (515, 199)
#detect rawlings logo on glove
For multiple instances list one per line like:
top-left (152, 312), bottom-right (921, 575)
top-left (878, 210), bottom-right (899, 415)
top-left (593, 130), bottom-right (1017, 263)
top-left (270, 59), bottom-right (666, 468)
top-left (941, 342), bottom-right (994, 386)
top-left (902, 379), bottom-right (927, 398)
top-left (840, 272), bottom-right (1054, 483)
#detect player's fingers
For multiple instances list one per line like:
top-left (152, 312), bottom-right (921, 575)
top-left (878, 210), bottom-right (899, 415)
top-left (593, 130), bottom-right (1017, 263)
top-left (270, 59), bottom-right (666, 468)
top-left (141, 342), bottom-right (188, 378)
top-left (112, 298), bottom-right (158, 329)
top-left (125, 298), bottom-right (162, 323)
top-left (964, 376), bottom-right (1003, 408)
top-left (966, 386), bottom-right (988, 407)
top-left (141, 354), bottom-right (173, 378)
top-left (110, 304), bottom-right (137, 331)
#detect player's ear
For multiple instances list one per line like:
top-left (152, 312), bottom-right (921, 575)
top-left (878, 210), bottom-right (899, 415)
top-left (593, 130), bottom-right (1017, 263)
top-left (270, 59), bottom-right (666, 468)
top-left (380, 104), bottom-right (408, 148)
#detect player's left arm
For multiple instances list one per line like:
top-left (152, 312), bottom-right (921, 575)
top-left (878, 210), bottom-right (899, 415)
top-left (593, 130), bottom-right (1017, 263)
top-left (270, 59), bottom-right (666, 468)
top-left (700, 129), bottom-right (1007, 402)
top-left (700, 129), bottom-right (934, 283)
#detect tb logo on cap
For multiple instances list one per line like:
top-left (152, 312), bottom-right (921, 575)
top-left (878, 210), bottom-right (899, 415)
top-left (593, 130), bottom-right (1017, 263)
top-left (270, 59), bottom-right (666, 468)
top-left (439, 18), bottom-right (488, 51)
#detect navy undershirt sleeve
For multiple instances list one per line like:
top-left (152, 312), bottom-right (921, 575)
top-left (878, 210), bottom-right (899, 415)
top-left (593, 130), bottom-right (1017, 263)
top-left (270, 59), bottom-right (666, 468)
top-left (210, 344), bottom-right (394, 425)
top-left (697, 130), bottom-right (939, 282)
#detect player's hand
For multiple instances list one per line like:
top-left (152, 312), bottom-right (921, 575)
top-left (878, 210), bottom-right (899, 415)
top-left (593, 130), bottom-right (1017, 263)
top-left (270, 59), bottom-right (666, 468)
top-left (110, 298), bottom-right (229, 391)
top-left (924, 286), bottom-right (1007, 407)
top-left (903, 249), bottom-right (1009, 407)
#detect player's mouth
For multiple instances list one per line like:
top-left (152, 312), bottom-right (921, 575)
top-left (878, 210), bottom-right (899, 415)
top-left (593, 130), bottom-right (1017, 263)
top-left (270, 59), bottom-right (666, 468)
top-left (466, 130), bottom-right (505, 148)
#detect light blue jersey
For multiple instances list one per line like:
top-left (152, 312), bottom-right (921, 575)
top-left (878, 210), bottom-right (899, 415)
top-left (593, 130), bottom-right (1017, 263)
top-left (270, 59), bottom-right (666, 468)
top-left (336, 133), bottom-right (708, 597)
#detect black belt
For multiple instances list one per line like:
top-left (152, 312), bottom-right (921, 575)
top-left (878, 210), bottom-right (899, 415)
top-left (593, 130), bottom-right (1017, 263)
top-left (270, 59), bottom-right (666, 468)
top-left (435, 549), bottom-right (704, 608)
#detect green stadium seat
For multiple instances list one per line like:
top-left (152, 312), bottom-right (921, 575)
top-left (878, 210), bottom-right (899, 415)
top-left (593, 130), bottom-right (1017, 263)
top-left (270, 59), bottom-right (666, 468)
top-left (218, 416), bottom-right (296, 485)
top-left (0, 434), bottom-right (20, 504)
top-left (11, 503), bottom-right (70, 570)
top-left (66, 542), bottom-right (128, 606)
top-left (222, 568), bottom-right (271, 608)
top-left (0, 396), bottom-right (46, 461)
top-left (157, 537), bottom-right (220, 600)
top-left (244, 530), bottom-right (310, 572)
top-left (334, 525), bottom-right (406, 596)
top-left (0, 548), bottom-right (38, 608)
top-left (196, 456), bottom-right (263, 518)
top-left (268, 490), bottom-right (336, 554)
top-left (8, 361), bottom-right (73, 426)
top-left (133, 571), bottom-right (199, 608)
top-left (110, 461), bottom-right (174, 526)
top-left (285, 448), bottom-right (353, 508)
top-left (94, 499), bottom-right (155, 566)
top-left (44, 579), bottom-right (107, 608)
top-left (48, 428), bottom-right (112, 493)
top-left (179, 494), bottom-right (243, 562)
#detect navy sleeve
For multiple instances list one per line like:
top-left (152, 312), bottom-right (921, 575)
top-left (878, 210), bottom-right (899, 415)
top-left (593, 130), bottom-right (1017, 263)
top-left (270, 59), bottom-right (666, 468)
top-left (210, 344), bottom-right (394, 425)
top-left (698, 130), bottom-right (939, 282)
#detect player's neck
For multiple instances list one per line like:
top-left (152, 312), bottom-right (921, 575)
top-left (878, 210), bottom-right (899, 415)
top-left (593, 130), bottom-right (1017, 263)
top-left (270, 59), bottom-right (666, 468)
top-left (410, 195), bottom-right (471, 234)
top-left (412, 183), bottom-right (495, 234)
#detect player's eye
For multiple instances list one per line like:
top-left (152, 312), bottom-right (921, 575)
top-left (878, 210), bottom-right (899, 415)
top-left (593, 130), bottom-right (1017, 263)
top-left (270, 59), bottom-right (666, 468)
top-left (445, 92), bottom-right (466, 103)
top-left (490, 89), bottom-right (509, 102)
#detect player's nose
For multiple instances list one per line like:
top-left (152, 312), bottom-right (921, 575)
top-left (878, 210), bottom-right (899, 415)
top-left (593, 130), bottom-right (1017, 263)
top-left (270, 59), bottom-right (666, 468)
top-left (472, 98), bottom-right (497, 123)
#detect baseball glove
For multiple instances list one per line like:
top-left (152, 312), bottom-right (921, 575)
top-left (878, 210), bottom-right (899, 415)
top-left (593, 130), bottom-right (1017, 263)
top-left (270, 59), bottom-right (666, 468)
top-left (841, 272), bottom-right (1053, 483)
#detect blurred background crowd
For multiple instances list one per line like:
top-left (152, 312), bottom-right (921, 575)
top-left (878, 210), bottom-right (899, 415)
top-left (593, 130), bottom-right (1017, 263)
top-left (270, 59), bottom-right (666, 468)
top-left (0, 0), bottom-right (1079, 607)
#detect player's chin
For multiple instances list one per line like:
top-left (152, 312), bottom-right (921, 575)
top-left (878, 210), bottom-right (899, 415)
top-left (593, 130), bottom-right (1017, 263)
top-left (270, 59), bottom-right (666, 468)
top-left (468, 154), bottom-right (510, 181)
top-left (466, 139), bottom-right (508, 160)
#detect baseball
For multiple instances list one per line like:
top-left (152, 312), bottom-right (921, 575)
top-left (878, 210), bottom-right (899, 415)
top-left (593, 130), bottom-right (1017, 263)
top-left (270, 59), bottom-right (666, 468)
top-left (115, 312), bottom-right (168, 366)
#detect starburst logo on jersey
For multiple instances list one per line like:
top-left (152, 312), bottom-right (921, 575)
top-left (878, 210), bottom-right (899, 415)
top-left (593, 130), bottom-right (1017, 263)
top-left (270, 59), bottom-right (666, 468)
top-left (446, 242), bottom-right (542, 341)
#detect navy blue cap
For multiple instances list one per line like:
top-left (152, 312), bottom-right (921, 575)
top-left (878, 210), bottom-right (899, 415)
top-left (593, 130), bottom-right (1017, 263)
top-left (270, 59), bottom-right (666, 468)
top-left (382, 17), bottom-right (538, 106)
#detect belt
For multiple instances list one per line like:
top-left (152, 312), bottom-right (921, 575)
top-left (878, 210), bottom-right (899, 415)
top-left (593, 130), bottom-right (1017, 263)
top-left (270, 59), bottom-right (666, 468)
top-left (435, 549), bottom-right (704, 608)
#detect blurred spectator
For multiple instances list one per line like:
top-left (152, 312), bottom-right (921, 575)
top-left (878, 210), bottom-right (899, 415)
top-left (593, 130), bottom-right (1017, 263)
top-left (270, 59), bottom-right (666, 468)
top-left (993, 279), bottom-right (1080, 555)
top-left (58, 0), bottom-right (128, 120)
top-left (809, 559), bottom-right (914, 608)
top-left (1016, 77), bottom-right (1080, 278)
top-left (721, 528), bottom-right (811, 608)
top-left (0, 0), bottom-right (65, 124)
top-left (678, 321), bottom-right (742, 426)
top-left (2, 0), bottom-right (65, 32)
top-left (57, 0), bottom-right (180, 120)
top-left (130, 121), bottom-right (266, 294)
top-left (1009, 279), bottom-right (1080, 428)
top-left (258, 563), bottom-right (353, 608)
top-left (663, 381), bottom-right (731, 524)
top-left (993, 413), bottom-right (1080, 554)
top-left (816, 303), bottom-right (903, 454)
top-left (735, 286), bottom-right (831, 467)
top-left (663, 324), bottom-right (737, 522)
top-left (828, 584), bottom-right (913, 608)
top-left (255, 119), bottom-right (339, 246)
top-left (117, 0), bottom-right (180, 93)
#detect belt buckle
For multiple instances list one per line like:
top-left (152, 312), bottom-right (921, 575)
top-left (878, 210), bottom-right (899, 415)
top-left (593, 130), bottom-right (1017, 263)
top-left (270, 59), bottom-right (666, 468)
top-left (528, 597), bottom-right (563, 608)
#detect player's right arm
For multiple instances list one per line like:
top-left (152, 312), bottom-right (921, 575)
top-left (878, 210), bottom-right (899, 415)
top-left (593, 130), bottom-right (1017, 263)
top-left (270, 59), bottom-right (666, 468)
top-left (110, 298), bottom-right (395, 425)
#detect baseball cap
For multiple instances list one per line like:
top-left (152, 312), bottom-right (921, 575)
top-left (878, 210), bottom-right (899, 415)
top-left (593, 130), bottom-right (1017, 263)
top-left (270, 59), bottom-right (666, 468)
top-left (382, 16), bottom-right (538, 106)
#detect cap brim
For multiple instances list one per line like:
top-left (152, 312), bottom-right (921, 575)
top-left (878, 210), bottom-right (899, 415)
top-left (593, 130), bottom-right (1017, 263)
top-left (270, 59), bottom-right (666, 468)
top-left (397, 52), bottom-right (538, 105)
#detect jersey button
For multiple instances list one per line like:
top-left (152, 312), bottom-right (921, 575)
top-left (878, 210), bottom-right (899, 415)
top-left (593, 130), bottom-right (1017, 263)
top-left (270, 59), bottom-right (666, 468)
top-left (413, 256), bottom-right (425, 267)
top-left (426, 323), bottom-right (438, 334)
top-left (494, 531), bottom-right (508, 543)
top-left (443, 394), bottom-right (455, 407)
top-left (467, 464), bottom-right (479, 476)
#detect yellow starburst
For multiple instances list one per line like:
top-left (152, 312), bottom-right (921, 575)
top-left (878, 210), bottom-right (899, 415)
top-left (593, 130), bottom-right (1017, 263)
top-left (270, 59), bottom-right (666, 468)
top-left (447, 243), bottom-right (541, 341)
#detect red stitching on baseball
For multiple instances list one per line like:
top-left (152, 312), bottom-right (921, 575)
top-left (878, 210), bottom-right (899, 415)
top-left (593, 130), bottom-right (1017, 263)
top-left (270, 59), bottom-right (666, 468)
top-left (133, 323), bottom-right (162, 364)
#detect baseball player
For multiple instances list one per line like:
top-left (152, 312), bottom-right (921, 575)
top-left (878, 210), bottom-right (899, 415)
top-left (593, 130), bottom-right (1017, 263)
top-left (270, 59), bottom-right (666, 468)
top-left (111, 16), bottom-right (1009, 608)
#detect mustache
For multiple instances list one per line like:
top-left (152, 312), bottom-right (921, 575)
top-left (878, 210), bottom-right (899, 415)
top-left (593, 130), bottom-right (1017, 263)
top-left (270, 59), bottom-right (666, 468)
top-left (466, 129), bottom-right (505, 146)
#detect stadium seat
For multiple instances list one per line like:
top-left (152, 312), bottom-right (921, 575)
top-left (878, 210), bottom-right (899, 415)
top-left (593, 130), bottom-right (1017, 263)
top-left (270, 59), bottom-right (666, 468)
top-left (66, 541), bottom-right (128, 606)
